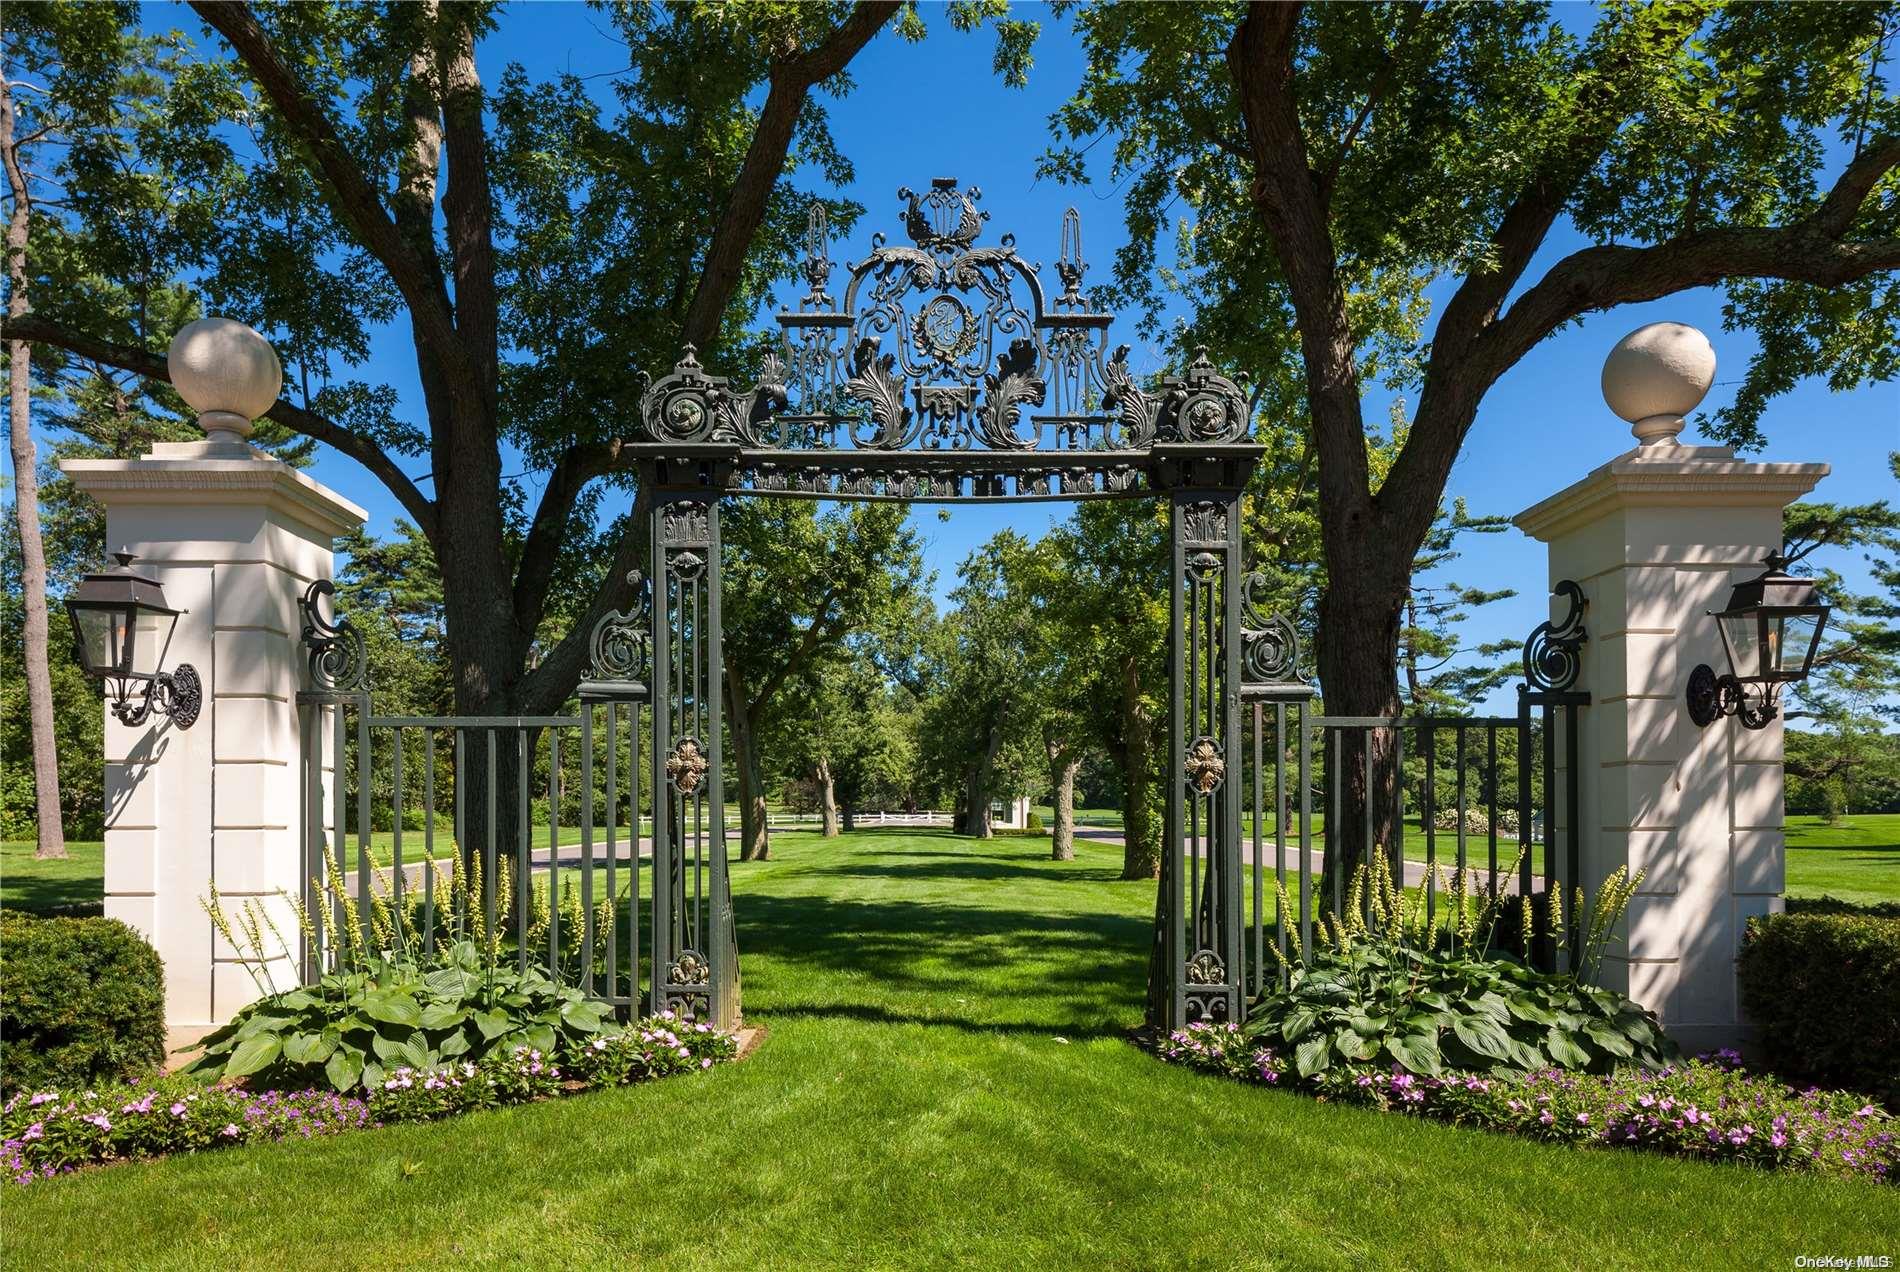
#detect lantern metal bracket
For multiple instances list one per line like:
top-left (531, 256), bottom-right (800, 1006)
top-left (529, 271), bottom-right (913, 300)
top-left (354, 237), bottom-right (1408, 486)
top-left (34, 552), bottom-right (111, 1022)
top-left (108, 663), bottom-right (202, 729)
top-left (1686, 663), bottom-right (1777, 730)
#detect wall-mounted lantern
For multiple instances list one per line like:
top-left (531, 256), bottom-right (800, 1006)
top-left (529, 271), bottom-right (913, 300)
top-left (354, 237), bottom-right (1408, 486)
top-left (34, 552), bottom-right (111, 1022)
top-left (1686, 552), bottom-right (1829, 730)
top-left (65, 551), bottom-right (201, 729)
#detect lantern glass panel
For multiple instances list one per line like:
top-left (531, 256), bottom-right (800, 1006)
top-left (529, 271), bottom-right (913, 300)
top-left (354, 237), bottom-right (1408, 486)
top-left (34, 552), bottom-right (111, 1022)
top-left (127, 606), bottom-right (176, 680)
top-left (74, 605), bottom-right (129, 676)
top-left (1769, 610), bottom-right (1821, 679)
top-left (1720, 611), bottom-right (1763, 680)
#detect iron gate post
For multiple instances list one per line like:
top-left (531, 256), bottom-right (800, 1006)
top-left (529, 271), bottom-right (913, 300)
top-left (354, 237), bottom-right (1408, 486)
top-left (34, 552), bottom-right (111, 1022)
top-left (1155, 482), bottom-right (1245, 1030)
top-left (647, 463), bottom-right (740, 1028)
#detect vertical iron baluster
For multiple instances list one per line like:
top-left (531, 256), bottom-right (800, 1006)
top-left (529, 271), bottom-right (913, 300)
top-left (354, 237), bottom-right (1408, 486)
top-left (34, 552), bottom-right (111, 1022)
top-left (518, 728), bottom-right (530, 974)
top-left (485, 729), bottom-right (498, 948)
top-left (634, 699), bottom-right (649, 1003)
top-left (1329, 727), bottom-right (1343, 919)
top-left (424, 730), bottom-right (436, 954)
top-left (1251, 701), bottom-right (1263, 998)
top-left (392, 727), bottom-right (405, 939)
top-left (582, 704), bottom-right (596, 997)
top-left (1541, 702), bottom-right (1556, 905)
top-left (549, 728), bottom-right (561, 978)
top-left (1565, 701), bottom-right (1582, 971)
top-left (1486, 725), bottom-right (1499, 899)
top-left (1298, 701), bottom-right (1312, 961)
top-left (1274, 702), bottom-right (1287, 970)
top-left (356, 704), bottom-right (371, 947)
top-left (1424, 725), bottom-right (1436, 929)
top-left (1456, 723), bottom-right (1469, 880)
top-left (332, 703), bottom-right (346, 949)
top-left (1360, 728), bottom-right (1373, 925)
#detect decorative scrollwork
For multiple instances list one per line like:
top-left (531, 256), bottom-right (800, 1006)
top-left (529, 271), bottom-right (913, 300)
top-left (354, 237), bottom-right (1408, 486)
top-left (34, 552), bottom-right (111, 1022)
top-left (1181, 500), bottom-right (1228, 545)
top-left (1185, 736), bottom-right (1226, 794)
top-left (901, 178), bottom-right (987, 253)
top-left (586, 571), bottom-right (649, 684)
top-left (1185, 949), bottom-right (1226, 985)
top-left (1102, 345), bottom-right (1155, 446)
top-left (668, 949), bottom-right (710, 986)
top-left (666, 737), bottom-right (709, 795)
top-left (299, 579), bottom-right (367, 693)
top-left (1523, 580), bottom-right (1588, 693)
top-left (844, 338), bottom-right (915, 449)
top-left (973, 337), bottom-right (1045, 450)
top-left (660, 501), bottom-right (710, 548)
top-left (1239, 575), bottom-right (1306, 687)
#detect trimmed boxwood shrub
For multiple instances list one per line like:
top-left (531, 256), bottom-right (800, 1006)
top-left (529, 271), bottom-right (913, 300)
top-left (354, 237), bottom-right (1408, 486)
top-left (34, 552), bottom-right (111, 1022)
top-left (1740, 910), bottom-right (1900, 1108)
top-left (0, 912), bottom-right (166, 1096)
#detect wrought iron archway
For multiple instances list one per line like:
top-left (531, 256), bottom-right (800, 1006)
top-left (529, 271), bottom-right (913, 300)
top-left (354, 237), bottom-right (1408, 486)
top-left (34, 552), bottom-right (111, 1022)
top-left (293, 183), bottom-right (1592, 1043)
top-left (617, 179), bottom-right (1262, 1030)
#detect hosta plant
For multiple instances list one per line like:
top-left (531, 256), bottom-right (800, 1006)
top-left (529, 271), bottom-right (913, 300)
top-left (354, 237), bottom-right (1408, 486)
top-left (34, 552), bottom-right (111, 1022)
top-left (1252, 852), bottom-right (1674, 1079)
top-left (179, 939), bottom-right (617, 1093)
top-left (182, 857), bottom-right (618, 1093)
top-left (1247, 942), bottom-right (1674, 1079)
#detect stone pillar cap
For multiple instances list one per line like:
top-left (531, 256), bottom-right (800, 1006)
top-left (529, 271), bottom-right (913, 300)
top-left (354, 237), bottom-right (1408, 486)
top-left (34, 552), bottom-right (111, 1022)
top-left (1513, 447), bottom-right (1828, 542)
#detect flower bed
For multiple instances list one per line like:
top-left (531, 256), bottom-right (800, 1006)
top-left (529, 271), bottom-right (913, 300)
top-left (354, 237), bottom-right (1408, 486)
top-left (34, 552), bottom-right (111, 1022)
top-left (1160, 1023), bottom-right (1897, 1184)
top-left (2, 1013), bottom-right (737, 1187)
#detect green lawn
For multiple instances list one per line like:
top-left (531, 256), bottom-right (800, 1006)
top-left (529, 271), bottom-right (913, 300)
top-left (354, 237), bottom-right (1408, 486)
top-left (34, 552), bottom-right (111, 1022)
top-left (3, 830), bottom-right (1894, 1267)
top-left (7, 811), bottom-right (1897, 922)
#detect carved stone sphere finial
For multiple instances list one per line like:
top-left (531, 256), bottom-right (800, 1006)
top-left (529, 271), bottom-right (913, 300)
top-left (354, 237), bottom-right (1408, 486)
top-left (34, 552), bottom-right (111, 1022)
top-left (166, 317), bottom-right (282, 447)
top-left (1600, 321), bottom-right (1716, 450)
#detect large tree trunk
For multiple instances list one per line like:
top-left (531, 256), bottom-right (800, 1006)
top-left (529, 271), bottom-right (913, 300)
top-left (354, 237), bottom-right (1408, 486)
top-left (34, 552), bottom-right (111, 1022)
top-left (960, 719), bottom-right (1003, 840)
top-left (1314, 550), bottom-right (1408, 900)
top-left (725, 658), bottom-right (769, 861)
top-left (1116, 654), bottom-right (1160, 880)
top-left (2, 79), bottom-right (65, 860)
top-left (1049, 746), bottom-right (1079, 862)
top-left (815, 758), bottom-right (840, 837)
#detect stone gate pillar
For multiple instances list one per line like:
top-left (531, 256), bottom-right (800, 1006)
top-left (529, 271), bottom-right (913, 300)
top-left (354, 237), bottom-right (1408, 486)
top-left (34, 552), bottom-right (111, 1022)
top-left (1513, 323), bottom-right (1826, 1053)
top-left (60, 319), bottom-right (365, 1030)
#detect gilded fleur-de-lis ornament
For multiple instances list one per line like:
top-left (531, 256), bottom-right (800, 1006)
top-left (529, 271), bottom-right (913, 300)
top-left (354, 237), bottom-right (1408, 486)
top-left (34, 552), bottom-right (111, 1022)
top-left (666, 738), bottom-right (709, 794)
top-left (1185, 736), bottom-right (1225, 794)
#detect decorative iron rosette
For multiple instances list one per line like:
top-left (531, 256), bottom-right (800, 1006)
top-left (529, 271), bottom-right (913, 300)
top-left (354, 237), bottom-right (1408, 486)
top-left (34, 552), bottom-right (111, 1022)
top-left (299, 579), bottom-right (368, 693)
top-left (1155, 347), bottom-right (1248, 444)
top-left (1523, 581), bottom-right (1588, 693)
top-left (641, 345), bottom-right (725, 443)
top-left (1185, 736), bottom-right (1226, 794)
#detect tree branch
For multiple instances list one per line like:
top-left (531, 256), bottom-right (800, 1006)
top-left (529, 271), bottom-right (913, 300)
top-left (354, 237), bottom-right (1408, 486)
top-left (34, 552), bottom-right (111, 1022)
top-left (678, 0), bottom-right (899, 350)
top-left (433, 6), bottom-right (499, 407)
top-left (188, 0), bottom-right (470, 383)
top-left (1227, 1), bottom-right (1373, 513)
top-left (2, 313), bottom-right (439, 535)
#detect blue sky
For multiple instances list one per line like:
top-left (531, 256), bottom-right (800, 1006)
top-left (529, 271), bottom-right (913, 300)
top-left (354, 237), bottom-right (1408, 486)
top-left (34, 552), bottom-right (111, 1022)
top-left (66, 4), bottom-right (1900, 688)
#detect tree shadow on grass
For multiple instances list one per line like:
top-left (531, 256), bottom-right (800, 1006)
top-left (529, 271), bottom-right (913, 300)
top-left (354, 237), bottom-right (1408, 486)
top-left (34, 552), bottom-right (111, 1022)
top-left (0, 875), bottom-right (104, 918)
top-left (732, 888), bottom-right (1154, 1036)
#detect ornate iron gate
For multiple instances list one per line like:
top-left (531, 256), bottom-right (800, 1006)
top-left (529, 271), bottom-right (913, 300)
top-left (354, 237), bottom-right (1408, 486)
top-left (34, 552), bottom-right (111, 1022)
top-left (297, 182), bottom-right (1578, 1035)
